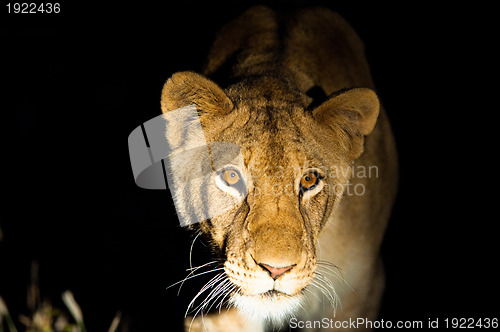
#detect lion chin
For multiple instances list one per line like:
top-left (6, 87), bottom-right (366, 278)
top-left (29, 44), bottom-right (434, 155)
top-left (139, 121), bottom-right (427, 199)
top-left (229, 290), bottom-right (304, 327)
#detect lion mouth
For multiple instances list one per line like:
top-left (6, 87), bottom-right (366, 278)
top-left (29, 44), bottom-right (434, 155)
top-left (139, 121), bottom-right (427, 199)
top-left (229, 287), bottom-right (305, 325)
top-left (229, 281), bottom-right (296, 300)
top-left (261, 289), bottom-right (288, 297)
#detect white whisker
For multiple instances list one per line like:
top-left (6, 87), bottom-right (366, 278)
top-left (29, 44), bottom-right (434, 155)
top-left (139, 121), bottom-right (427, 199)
top-left (217, 284), bottom-right (237, 313)
top-left (187, 272), bottom-right (226, 310)
top-left (166, 266), bottom-right (224, 294)
top-left (195, 278), bottom-right (231, 313)
top-left (313, 272), bottom-right (338, 308)
top-left (188, 275), bottom-right (233, 332)
top-left (189, 231), bottom-right (203, 270)
top-left (317, 261), bottom-right (353, 291)
top-left (206, 279), bottom-right (235, 313)
top-left (302, 285), bottom-right (320, 307)
top-left (186, 260), bottom-right (220, 271)
top-left (311, 278), bottom-right (335, 306)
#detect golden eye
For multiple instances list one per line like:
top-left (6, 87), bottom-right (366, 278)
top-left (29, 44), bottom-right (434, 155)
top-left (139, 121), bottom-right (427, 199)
top-left (300, 172), bottom-right (318, 190)
top-left (222, 169), bottom-right (240, 186)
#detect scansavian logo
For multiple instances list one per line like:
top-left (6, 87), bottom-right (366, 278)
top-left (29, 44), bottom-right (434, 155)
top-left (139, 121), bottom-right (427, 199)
top-left (128, 105), bottom-right (246, 226)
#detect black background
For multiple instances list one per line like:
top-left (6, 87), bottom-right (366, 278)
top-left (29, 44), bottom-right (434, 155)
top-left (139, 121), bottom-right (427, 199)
top-left (1, 1), bottom-right (498, 331)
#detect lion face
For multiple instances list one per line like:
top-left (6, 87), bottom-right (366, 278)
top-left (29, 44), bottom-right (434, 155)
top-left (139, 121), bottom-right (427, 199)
top-left (161, 72), bottom-right (379, 324)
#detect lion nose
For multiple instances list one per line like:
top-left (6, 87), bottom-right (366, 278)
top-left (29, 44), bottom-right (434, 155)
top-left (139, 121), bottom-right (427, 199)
top-left (259, 263), bottom-right (295, 280)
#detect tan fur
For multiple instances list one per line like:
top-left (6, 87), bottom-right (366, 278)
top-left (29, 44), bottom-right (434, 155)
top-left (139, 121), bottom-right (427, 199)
top-left (161, 6), bottom-right (398, 331)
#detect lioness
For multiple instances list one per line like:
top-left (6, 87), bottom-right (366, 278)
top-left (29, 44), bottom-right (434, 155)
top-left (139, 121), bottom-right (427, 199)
top-left (160, 6), bottom-right (398, 331)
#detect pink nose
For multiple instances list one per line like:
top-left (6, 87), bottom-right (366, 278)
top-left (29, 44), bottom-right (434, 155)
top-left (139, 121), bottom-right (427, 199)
top-left (260, 263), bottom-right (294, 280)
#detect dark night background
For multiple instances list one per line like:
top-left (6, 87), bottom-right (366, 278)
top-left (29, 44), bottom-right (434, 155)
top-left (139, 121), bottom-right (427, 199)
top-left (1, 1), bottom-right (498, 331)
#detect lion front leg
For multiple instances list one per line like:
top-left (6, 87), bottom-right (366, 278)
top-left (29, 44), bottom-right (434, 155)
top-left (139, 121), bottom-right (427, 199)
top-left (185, 308), bottom-right (265, 332)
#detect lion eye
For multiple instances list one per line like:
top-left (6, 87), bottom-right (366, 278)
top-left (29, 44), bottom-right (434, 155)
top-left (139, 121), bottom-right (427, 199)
top-left (300, 172), bottom-right (319, 191)
top-left (221, 169), bottom-right (241, 186)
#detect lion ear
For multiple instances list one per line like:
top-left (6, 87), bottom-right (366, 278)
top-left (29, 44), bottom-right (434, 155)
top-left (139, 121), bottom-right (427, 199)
top-left (312, 88), bottom-right (380, 137)
top-left (161, 71), bottom-right (233, 114)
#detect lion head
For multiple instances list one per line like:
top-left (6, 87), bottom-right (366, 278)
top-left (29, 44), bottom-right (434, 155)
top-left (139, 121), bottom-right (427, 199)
top-left (160, 70), bottom-right (379, 325)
